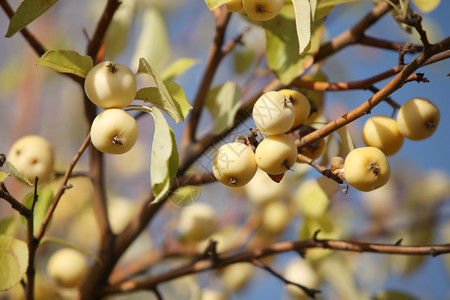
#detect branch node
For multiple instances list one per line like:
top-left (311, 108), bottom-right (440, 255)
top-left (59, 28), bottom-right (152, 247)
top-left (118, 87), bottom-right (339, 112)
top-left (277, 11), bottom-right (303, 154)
top-left (394, 238), bottom-right (403, 246)
top-left (313, 229), bottom-right (322, 241)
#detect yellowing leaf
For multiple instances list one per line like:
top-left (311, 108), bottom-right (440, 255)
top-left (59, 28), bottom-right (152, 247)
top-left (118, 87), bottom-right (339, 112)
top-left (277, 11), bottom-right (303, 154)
top-left (6, 0), bottom-right (59, 37)
top-left (336, 126), bottom-right (355, 157)
top-left (0, 217), bottom-right (14, 235)
top-left (204, 0), bottom-right (229, 10)
top-left (0, 171), bottom-right (8, 183)
top-left (161, 58), bottom-right (200, 81)
top-left (0, 235), bottom-right (28, 291)
top-left (296, 179), bottom-right (330, 217)
top-left (411, 0), bottom-right (441, 13)
top-left (264, 4), bottom-right (325, 85)
top-left (136, 58), bottom-right (190, 123)
top-left (292, 0), bottom-right (311, 54)
top-left (150, 108), bottom-right (179, 203)
top-left (205, 82), bottom-right (242, 135)
top-left (105, 0), bottom-right (136, 59)
top-left (6, 161), bottom-right (32, 186)
top-left (169, 186), bottom-right (202, 207)
top-left (36, 50), bottom-right (94, 78)
top-left (23, 188), bottom-right (53, 235)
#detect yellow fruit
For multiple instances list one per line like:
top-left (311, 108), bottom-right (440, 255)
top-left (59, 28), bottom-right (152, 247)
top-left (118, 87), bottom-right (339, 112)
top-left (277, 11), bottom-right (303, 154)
top-left (255, 134), bottom-right (298, 175)
top-left (177, 203), bottom-right (216, 242)
top-left (242, 0), bottom-right (284, 21)
top-left (243, 168), bottom-right (288, 205)
top-left (212, 142), bottom-right (258, 187)
top-left (278, 89), bottom-right (311, 130)
top-left (225, 0), bottom-right (244, 12)
top-left (47, 248), bottom-right (89, 288)
top-left (362, 115), bottom-right (404, 156)
top-left (284, 259), bottom-right (320, 299)
top-left (343, 147), bottom-right (391, 192)
top-left (396, 97), bottom-right (440, 140)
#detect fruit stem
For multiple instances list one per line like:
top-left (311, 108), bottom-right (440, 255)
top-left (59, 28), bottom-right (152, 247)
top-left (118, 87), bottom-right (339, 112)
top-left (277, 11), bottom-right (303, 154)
top-left (107, 62), bottom-right (117, 73)
top-left (112, 135), bottom-right (123, 145)
top-left (369, 162), bottom-right (379, 176)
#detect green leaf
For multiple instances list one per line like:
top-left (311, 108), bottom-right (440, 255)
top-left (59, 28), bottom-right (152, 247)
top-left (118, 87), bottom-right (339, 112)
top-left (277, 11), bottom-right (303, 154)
top-left (0, 171), bottom-right (8, 183)
top-left (0, 217), bottom-right (14, 235)
top-left (372, 290), bottom-right (417, 300)
top-left (169, 186), bottom-right (202, 207)
top-left (264, 5), bottom-right (325, 85)
top-left (150, 108), bottom-right (179, 203)
top-left (0, 235), bottom-right (28, 291)
top-left (23, 188), bottom-right (53, 235)
top-left (161, 58), bottom-right (200, 81)
top-left (105, 0), bottom-right (136, 59)
top-left (205, 82), bottom-right (242, 135)
top-left (204, 0), bottom-right (229, 10)
top-left (5, 161), bottom-right (32, 186)
top-left (295, 179), bottom-right (330, 218)
top-left (6, 0), bottom-right (59, 37)
top-left (315, 0), bottom-right (335, 20)
top-left (291, 0), bottom-right (311, 54)
top-left (137, 58), bottom-right (190, 123)
top-left (336, 126), bottom-right (355, 157)
top-left (40, 236), bottom-right (100, 263)
top-left (36, 50), bottom-right (94, 78)
top-left (411, 0), bottom-right (441, 13)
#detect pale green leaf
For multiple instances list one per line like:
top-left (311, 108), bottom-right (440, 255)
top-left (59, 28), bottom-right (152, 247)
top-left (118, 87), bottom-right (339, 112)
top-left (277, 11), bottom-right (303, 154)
top-left (40, 236), bottom-right (100, 263)
top-left (161, 58), bottom-right (200, 81)
top-left (136, 58), bottom-right (187, 123)
top-left (6, 0), bottom-right (59, 37)
top-left (165, 81), bottom-right (192, 121)
top-left (295, 179), bottom-right (329, 218)
top-left (292, 0), bottom-right (311, 54)
top-left (0, 217), bottom-right (14, 235)
top-left (6, 161), bottom-right (32, 186)
top-left (105, 0), bottom-right (136, 59)
top-left (310, 0), bottom-right (318, 21)
top-left (264, 4), bottom-right (325, 85)
top-left (336, 126), bottom-right (355, 157)
top-left (150, 108), bottom-right (179, 203)
top-left (233, 49), bottom-right (256, 74)
top-left (315, 0), bottom-right (335, 20)
top-left (372, 290), bottom-right (417, 300)
top-left (36, 50), bottom-right (94, 78)
top-left (132, 7), bottom-right (170, 71)
top-left (411, 0), bottom-right (441, 13)
top-left (205, 82), bottom-right (241, 135)
top-left (0, 171), bottom-right (8, 183)
top-left (0, 235), bottom-right (28, 290)
top-left (204, 0), bottom-right (229, 10)
top-left (23, 188), bottom-right (53, 235)
top-left (169, 186), bottom-right (202, 207)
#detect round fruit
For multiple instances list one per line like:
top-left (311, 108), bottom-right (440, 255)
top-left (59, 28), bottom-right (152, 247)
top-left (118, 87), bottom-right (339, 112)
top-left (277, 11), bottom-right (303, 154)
top-left (284, 259), bottom-right (320, 299)
top-left (177, 203), bottom-right (216, 242)
top-left (243, 168), bottom-right (287, 205)
top-left (278, 89), bottom-right (311, 130)
top-left (396, 97), bottom-right (440, 140)
top-left (90, 108), bottom-right (139, 154)
top-left (47, 248), bottom-right (89, 288)
top-left (362, 115), bottom-right (404, 156)
top-left (212, 142), bottom-right (258, 187)
top-left (84, 61), bottom-right (137, 108)
top-left (255, 134), bottom-right (298, 175)
top-left (297, 126), bottom-right (325, 160)
top-left (7, 135), bottom-right (54, 184)
top-left (252, 91), bottom-right (295, 135)
top-left (243, 0), bottom-right (284, 21)
top-left (261, 201), bottom-right (290, 234)
top-left (343, 147), bottom-right (391, 192)
top-left (225, 0), bottom-right (243, 12)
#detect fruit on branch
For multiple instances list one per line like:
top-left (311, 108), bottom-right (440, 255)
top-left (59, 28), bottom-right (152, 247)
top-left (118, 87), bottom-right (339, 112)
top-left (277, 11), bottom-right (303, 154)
top-left (252, 91), bottom-right (295, 135)
top-left (244, 168), bottom-right (288, 205)
top-left (396, 97), bottom-right (440, 140)
top-left (7, 135), bottom-right (54, 184)
top-left (84, 61), bottom-right (137, 108)
top-left (260, 200), bottom-right (290, 234)
top-left (242, 0), bottom-right (284, 21)
top-left (362, 115), bottom-right (404, 156)
top-left (212, 142), bottom-right (258, 187)
top-left (201, 289), bottom-right (226, 300)
top-left (177, 202), bottom-right (216, 242)
top-left (90, 108), bottom-right (139, 154)
top-left (225, 0), bottom-right (244, 12)
top-left (297, 126), bottom-right (325, 160)
top-left (343, 147), bottom-right (391, 192)
top-left (255, 134), bottom-right (298, 175)
top-left (47, 248), bottom-right (89, 288)
top-left (278, 89), bottom-right (311, 130)
top-left (284, 258), bottom-right (320, 299)
top-left (222, 262), bottom-right (254, 291)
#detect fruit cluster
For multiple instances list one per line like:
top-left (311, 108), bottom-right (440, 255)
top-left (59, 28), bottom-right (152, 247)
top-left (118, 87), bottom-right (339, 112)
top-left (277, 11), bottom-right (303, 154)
top-left (337, 97), bottom-right (440, 192)
top-left (213, 89), bottom-right (313, 187)
top-left (225, 0), bottom-right (284, 21)
top-left (84, 61), bottom-right (139, 155)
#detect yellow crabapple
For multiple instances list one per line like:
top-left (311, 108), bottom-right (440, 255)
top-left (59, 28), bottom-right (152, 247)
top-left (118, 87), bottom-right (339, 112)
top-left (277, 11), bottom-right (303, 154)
top-left (284, 259), bottom-right (320, 299)
top-left (243, 168), bottom-right (288, 205)
top-left (90, 108), bottom-right (139, 154)
top-left (47, 248), bottom-right (89, 288)
top-left (278, 89), bottom-right (311, 130)
top-left (84, 61), bottom-right (137, 108)
top-left (362, 115), bottom-right (404, 156)
top-left (255, 134), bottom-right (298, 175)
top-left (177, 203), bottom-right (216, 242)
top-left (225, 0), bottom-right (244, 12)
top-left (343, 147), bottom-right (391, 192)
top-left (212, 142), bottom-right (258, 187)
top-left (242, 0), bottom-right (284, 21)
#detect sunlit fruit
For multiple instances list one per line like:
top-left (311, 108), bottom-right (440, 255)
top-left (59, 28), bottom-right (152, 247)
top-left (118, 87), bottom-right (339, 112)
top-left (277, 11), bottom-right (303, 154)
top-left (284, 258), bottom-right (320, 299)
top-left (255, 134), bottom-right (298, 175)
top-left (252, 91), bottom-right (295, 135)
top-left (362, 115), bottom-right (404, 156)
top-left (177, 203), bottom-right (216, 242)
top-left (343, 147), bottom-right (391, 192)
top-left (212, 142), bottom-right (258, 187)
top-left (84, 61), bottom-right (137, 108)
top-left (243, 168), bottom-right (288, 205)
top-left (225, 0), bottom-right (243, 12)
top-left (90, 108), bottom-right (139, 154)
top-left (7, 135), bottom-right (54, 184)
top-left (242, 0), bottom-right (284, 21)
top-left (278, 89), bottom-right (311, 130)
top-left (47, 248), bottom-right (89, 288)
top-left (222, 262), bottom-right (254, 291)
top-left (297, 126), bottom-right (325, 160)
top-left (396, 97), bottom-right (440, 140)
top-left (260, 201), bottom-right (290, 234)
